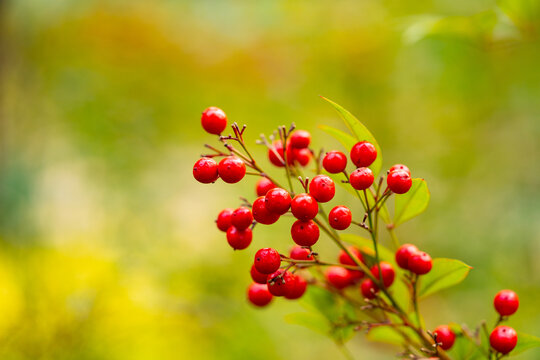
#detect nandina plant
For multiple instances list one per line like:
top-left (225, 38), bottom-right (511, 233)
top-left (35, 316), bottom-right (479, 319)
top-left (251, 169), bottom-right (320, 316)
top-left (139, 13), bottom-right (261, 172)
top-left (193, 99), bottom-right (539, 359)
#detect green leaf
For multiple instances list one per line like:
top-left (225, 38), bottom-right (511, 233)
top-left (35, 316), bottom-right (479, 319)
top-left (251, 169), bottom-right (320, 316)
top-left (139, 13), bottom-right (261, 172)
top-left (321, 97), bottom-right (383, 176)
top-left (299, 286), bottom-right (340, 321)
top-left (366, 325), bottom-right (417, 346)
top-left (419, 258), bottom-right (472, 298)
top-left (285, 312), bottom-right (331, 336)
top-left (511, 332), bottom-right (540, 356)
top-left (319, 125), bottom-right (357, 151)
top-left (393, 178), bottom-right (430, 226)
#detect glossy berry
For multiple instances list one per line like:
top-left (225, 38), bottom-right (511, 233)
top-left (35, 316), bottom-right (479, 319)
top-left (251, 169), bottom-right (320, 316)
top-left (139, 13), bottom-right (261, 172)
top-left (251, 264), bottom-right (269, 284)
top-left (290, 245), bottom-right (313, 261)
top-left (323, 151), bottom-right (347, 173)
top-left (226, 227), bottom-right (252, 250)
top-left (201, 106), bottom-right (227, 135)
top-left (267, 270), bottom-right (294, 297)
top-left (494, 290), bottom-right (519, 316)
top-left (490, 326), bottom-right (517, 354)
top-left (218, 157), bottom-right (246, 184)
top-left (325, 266), bottom-right (352, 289)
top-left (350, 141), bottom-right (377, 167)
top-left (291, 220), bottom-right (320, 246)
top-left (329, 206), bottom-right (352, 230)
top-left (268, 141), bottom-right (294, 167)
top-left (387, 169), bottom-right (412, 194)
top-left (231, 207), bottom-right (253, 230)
top-left (408, 251), bottom-right (432, 275)
top-left (309, 175), bottom-right (335, 203)
top-left (395, 243), bottom-right (419, 270)
top-left (193, 157), bottom-right (219, 184)
top-left (339, 247), bottom-right (364, 266)
top-left (255, 177), bottom-right (276, 197)
top-left (216, 208), bottom-right (233, 232)
top-left (292, 148), bottom-right (311, 166)
top-left (254, 248), bottom-right (281, 274)
top-left (291, 193), bottom-right (318, 221)
top-left (349, 167), bottom-right (374, 190)
top-left (389, 164), bottom-right (411, 176)
top-left (252, 197), bottom-right (280, 225)
top-left (289, 130), bottom-right (311, 149)
top-left (360, 278), bottom-right (379, 299)
top-left (247, 283), bottom-right (273, 307)
top-left (265, 188), bottom-right (292, 215)
top-left (370, 261), bottom-right (395, 287)
top-left (284, 274), bottom-right (307, 300)
top-left (433, 325), bottom-right (456, 350)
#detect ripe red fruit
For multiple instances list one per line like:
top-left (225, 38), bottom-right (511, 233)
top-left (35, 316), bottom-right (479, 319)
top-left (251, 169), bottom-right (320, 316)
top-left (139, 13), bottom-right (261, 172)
top-left (265, 188), bottom-right (292, 215)
top-left (289, 130), bottom-right (311, 149)
top-left (389, 164), bottom-right (411, 176)
top-left (490, 326), bottom-right (518, 354)
top-left (328, 206), bottom-right (352, 230)
top-left (218, 156), bottom-right (246, 184)
top-left (255, 177), bottom-right (276, 197)
top-left (250, 265), bottom-right (269, 284)
top-left (247, 283), bottom-right (273, 307)
top-left (254, 248), bottom-right (281, 274)
top-left (292, 148), bottom-right (311, 166)
top-left (360, 278), bottom-right (379, 299)
top-left (370, 261), bottom-right (395, 287)
top-left (291, 220), bottom-right (320, 246)
top-left (226, 227), bottom-right (252, 250)
top-left (216, 208), bottom-right (233, 232)
top-left (494, 290), bottom-right (519, 316)
top-left (231, 207), bottom-right (253, 230)
top-left (290, 245), bottom-right (313, 261)
top-left (267, 270), bottom-right (294, 296)
top-left (201, 107), bottom-right (227, 135)
top-left (291, 193), bottom-right (319, 221)
top-left (395, 243), bottom-right (419, 270)
top-left (193, 157), bottom-right (219, 184)
top-left (433, 325), bottom-right (456, 350)
top-left (349, 167), bottom-right (374, 190)
top-left (268, 141), bottom-right (294, 167)
top-left (350, 141), bottom-right (377, 167)
top-left (284, 274), bottom-right (307, 299)
top-left (408, 252), bottom-right (432, 275)
top-left (338, 247), bottom-right (364, 266)
top-left (325, 266), bottom-right (352, 289)
top-left (323, 151), bottom-right (347, 173)
top-left (387, 169), bottom-right (412, 194)
top-left (309, 175), bottom-right (335, 203)
top-left (252, 197), bottom-right (280, 225)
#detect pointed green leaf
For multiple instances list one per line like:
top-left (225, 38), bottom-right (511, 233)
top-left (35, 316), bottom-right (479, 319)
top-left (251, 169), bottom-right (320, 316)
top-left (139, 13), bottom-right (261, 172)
top-left (511, 332), bottom-right (540, 356)
top-left (419, 258), bottom-right (472, 298)
top-left (393, 178), bottom-right (430, 226)
top-left (319, 124), bottom-right (357, 151)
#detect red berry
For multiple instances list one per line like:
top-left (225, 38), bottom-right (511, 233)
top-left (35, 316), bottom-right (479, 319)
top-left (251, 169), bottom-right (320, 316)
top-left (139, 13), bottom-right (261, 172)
top-left (490, 326), bottom-right (517, 354)
top-left (290, 245), bottom-right (313, 261)
top-left (494, 290), bottom-right (519, 316)
top-left (408, 251), bottom-right (432, 275)
top-left (291, 220), bottom-right (320, 246)
top-left (370, 261), bottom-right (395, 287)
top-left (284, 274), bottom-right (307, 299)
top-left (325, 266), bottom-right (352, 289)
top-left (216, 208), bottom-right (233, 232)
top-left (349, 270), bottom-right (364, 283)
top-left (309, 175), bottom-right (335, 203)
top-left (350, 141), bottom-right (377, 167)
top-left (291, 193), bottom-right (318, 221)
top-left (218, 156), bottom-right (246, 184)
top-left (290, 130), bottom-right (311, 149)
top-left (265, 188), bottom-right (292, 215)
top-left (267, 270), bottom-right (294, 296)
top-left (323, 151), bottom-right (347, 174)
top-left (349, 167), bottom-right (374, 190)
top-left (255, 178), bottom-right (276, 197)
top-left (395, 243), bottom-right (419, 270)
top-left (387, 169), bottom-right (412, 194)
top-left (226, 227), bottom-right (252, 250)
top-left (268, 141), bottom-right (293, 167)
top-left (231, 207), bottom-right (253, 230)
top-left (433, 325), bottom-right (456, 350)
top-left (247, 283), bottom-right (273, 307)
top-left (328, 206), bottom-right (352, 230)
top-left (389, 164), bottom-right (411, 176)
top-left (252, 196), bottom-right (280, 225)
top-left (193, 157), bottom-right (219, 184)
top-left (339, 247), bottom-right (364, 266)
top-left (360, 278), bottom-right (379, 299)
top-left (254, 248), bottom-right (281, 274)
top-left (292, 148), bottom-right (311, 166)
top-left (250, 264), bottom-right (269, 284)
top-left (201, 107), bottom-right (227, 135)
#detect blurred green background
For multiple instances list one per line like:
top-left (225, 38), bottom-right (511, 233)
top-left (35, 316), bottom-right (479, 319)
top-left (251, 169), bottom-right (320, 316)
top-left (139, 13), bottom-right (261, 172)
top-left (1, 0), bottom-right (539, 359)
